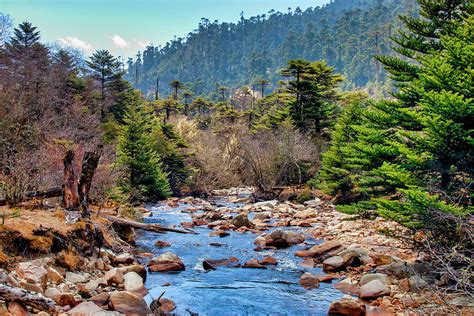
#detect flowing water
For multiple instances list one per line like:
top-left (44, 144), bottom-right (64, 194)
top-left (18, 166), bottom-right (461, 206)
top-left (136, 196), bottom-right (344, 315)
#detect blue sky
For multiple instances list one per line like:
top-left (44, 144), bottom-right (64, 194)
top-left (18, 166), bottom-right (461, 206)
top-left (2, 0), bottom-right (329, 59)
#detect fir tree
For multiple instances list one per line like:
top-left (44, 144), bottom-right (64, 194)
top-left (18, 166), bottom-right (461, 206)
top-left (117, 91), bottom-right (170, 201)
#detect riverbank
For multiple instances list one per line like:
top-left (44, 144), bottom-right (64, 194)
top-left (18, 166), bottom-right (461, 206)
top-left (0, 189), bottom-right (472, 315)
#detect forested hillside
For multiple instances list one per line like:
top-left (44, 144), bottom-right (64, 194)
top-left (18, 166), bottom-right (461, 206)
top-left (126, 0), bottom-right (417, 98)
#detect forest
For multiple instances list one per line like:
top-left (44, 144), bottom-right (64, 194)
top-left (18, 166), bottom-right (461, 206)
top-left (0, 0), bottom-right (472, 315)
top-left (126, 0), bottom-right (418, 97)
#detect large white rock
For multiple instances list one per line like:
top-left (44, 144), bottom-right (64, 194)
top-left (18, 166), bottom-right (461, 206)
top-left (124, 272), bottom-right (148, 296)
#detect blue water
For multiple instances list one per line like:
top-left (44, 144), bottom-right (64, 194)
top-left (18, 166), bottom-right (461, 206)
top-left (136, 197), bottom-right (344, 315)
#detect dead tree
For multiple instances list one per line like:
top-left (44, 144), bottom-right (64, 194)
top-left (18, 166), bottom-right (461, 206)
top-left (62, 149), bottom-right (80, 211)
top-left (78, 145), bottom-right (103, 218)
top-left (0, 284), bottom-right (57, 313)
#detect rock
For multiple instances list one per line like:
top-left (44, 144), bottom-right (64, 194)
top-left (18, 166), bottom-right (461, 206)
top-left (150, 297), bottom-right (177, 314)
top-left (360, 280), bottom-right (391, 299)
top-left (303, 198), bottom-right (321, 207)
top-left (15, 261), bottom-right (48, 288)
top-left (181, 221), bottom-right (195, 228)
top-left (113, 253), bottom-right (135, 265)
top-left (65, 272), bottom-right (87, 284)
top-left (57, 283), bottom-right (70, 293)
top-left (299, 272), bottom-right (320, 289)
top-left (306, 240), bottom-right (343, 258)
top-left (47, 267), bottom-right (64, 284)
top-left (202, 260), bottom-right (217, 271)
top-left (376, 261), bottom-right (409, 278)
top-left (154, 240), bottom-right (171, 248)
top-left (294, 209), bottom-right (316, 219)
top-left (124, 272), bottom-right (147, 296)
top-left (323, 256), bottom-right (345, 272)
top-left (19, 281), bottom-right (44, 293)
top-left (334, 278), bottom-right (361, 296)
top-left (299, 258), bottom-right (316, 268)
top-left (360, 273), bottom-right (391, 286)
top-left (118, 264), bottom-right (147, 282)
top-left (90, 292), bottom-right (110, 307)
top-left (67, 301), bottom-right (115, 315)
top-left (408, 276), bottom-right (428, 293)
top-left (148, 252), bottom-right (185, 272)
top-left (231, 214), bottom-right (254, 228)
top-left (105, 268), bottom-right (124, 285)
top-left (209, 230), bottom-right (230, 237)
top-left (366, 306), bottom-right (395, 316)
top-left (253, 200), bottom-right (278, 209)
top-left (85, 280), bottom-right (99, 292)
top-left (316, 274), bottom-right (340, 283)
top-left (7, 302), bottom-right (30, 316)
top-left (54, 293), bottom-right (76, 307)
top-left (109, 291), bottom-right (151, 314)
top-left (261, 230), bottom-right (305, 248)
top-left (45, 287), bottom-right (61, 299)
top-left (253, 212), bottom-right (271, 221)
top-left (259, 257), bottom-right (277, 265)
top-left (243, 259), bottom-right (266, 269)
top-left (204, 257), bottom-right (240, 268)
top-left (328, 298), bottom-right (366, 316)
top-left (95, 258), bottom-right (105, 271)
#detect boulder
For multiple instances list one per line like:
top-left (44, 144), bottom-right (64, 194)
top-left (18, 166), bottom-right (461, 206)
top-left (15, 261), bottom-right (48, 288)
top-left (260, 230), bottom-right (305, 248)
top-left (45, 287), bottom-right (61, 299)
top-left (253, 200), bottom-right (278, 209)
top-left (67, 301), bottom-right (103, 315)
top-left (54, 293), bottom-right (76, 307)
top-left (47, 267), bottom-right (64, 284)
top-left (65, 272), bottom-right (87, 284)
top-left (113, 253), bottom-right (135, 265)
top-left (109, 291), bottom-right (151, 314)
top-left (105, 268), bottom-right (124, 285)
top-left (118, 264), bottom-right (147, 282)
top-left (202, 260), bottom-right (217, 271)
top-left (7, 302), bottom-right (30, 316)
top-left (203, 257), bottom-right (240, 268)
top-left (306, 240), bottom-right (344, 258)
top-left (299, 272), bottom-right (320, 289)
top-left (148, 252), bottom-right (185, 272)
top-left (231, 214), bottom-right (254, 228)
top-left (294, 209), bottom-right (316, 219)
top-left (259, 257), bottom-right (277, 266)
top-left (253, 212), bottom-right (271, 221)
top-left (124, 272), bottom-right (147, 296)
top-left (360, 273), bottom-right (391, 286)
top-left (328, 298), bottom-right (366, 316)
top-left (323, 256), bottom-right (345, 272)
top-left (323, 249), bottom-right (363, 272)
top-left (334, 278), bottom-right (361, 296)
top-left (85, 279), bottom-right (99, 292)
top-left (360, 280), bottom-right (391, 299)
top-left (154, 240), bottom-right (171, 248)
top-left (19, 281), bottom-right (44, 293)
top-left (243, 259), bottom-right (266, 269)
top-left (90, 292), bottom-right (110, 307)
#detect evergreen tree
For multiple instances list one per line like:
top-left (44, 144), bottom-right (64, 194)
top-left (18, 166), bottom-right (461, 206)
top-left (117, 91), bottom-right (170, 201)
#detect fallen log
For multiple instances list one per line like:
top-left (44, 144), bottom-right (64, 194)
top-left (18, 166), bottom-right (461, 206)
top-left (0, 187), bottom-right (62, 206)
top-left (0, 284), bottom-right (57, 313)
top-left (104, 215), bottom-right (198, 235)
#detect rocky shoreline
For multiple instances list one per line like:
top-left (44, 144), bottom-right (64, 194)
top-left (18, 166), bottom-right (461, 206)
top-left (0, 189), bottom-right (472, 315)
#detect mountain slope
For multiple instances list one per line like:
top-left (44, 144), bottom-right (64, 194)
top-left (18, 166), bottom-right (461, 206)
top-left (126, 0), bottom-right (417, 98)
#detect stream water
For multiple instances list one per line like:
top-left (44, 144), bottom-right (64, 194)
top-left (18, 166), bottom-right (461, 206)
top-left (136, 196), bottom-right (344, 315)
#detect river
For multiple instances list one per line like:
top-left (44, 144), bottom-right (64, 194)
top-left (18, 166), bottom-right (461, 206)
top-left (136, 195), bottom-right (345, 315)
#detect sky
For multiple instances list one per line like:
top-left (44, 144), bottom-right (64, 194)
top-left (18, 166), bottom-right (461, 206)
top-left (2, 0), bottom-right (329, 60)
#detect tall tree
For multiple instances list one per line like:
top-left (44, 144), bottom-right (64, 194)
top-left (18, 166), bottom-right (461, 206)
top-left (117, 91), bottom-right (170, 201)
top-left (169, 80), bottom-right (184, 101)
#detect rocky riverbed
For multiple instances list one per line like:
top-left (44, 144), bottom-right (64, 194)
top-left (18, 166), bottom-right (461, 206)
top-left (0, 189), bottom-right (472, 315)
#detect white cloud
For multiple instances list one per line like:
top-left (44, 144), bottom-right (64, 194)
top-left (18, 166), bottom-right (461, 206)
top-left (111, 34), bottom-right (129, 48)
top-left (136, 40), bottom-right (151, 49)
top-left (57, 36), bottom-right (93, 53)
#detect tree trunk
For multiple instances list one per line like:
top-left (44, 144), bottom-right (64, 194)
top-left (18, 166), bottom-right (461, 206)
top-left (62, 149), bottom-right (80, 211)
top-left (0, 284), bottom-right (57, 313)
top-left (78, 145), bottom-right (103, 218)
top-left (105, 215), bottom-right (197, 234)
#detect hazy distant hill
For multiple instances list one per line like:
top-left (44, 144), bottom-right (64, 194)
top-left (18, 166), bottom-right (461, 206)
top-left (126, 0), bottom-right (417, 98)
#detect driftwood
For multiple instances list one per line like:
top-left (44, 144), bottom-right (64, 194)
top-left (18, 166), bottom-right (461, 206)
top-left (105, 215), bottom-right (197, 235)
top-left (78, 146), bottom-right (103, 218)
top-left (0, 283), bottom-right (57, 313)
top-left (0, 187), bottom-right (62, 206)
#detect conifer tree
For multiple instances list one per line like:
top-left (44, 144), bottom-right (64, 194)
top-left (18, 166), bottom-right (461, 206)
top-left (117, 91), bottom-right (170, 201)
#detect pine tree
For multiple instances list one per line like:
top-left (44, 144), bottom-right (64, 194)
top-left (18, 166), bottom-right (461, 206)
top-left (117, 91), bottom-right (170, 201)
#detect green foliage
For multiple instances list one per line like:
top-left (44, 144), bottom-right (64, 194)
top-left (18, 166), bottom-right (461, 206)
top-left (280, 60), bottom-right (342, 136)
top-left (117, 92), bottom-right (170, 202)
top-left (0, 208), bottom-right (20, 226)
top-left (127, 0), bottom-right (417, 97)
top-left (295, 190), bottom-right (313, 204)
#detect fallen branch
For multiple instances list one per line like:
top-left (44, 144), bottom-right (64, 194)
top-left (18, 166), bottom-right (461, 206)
top-left (0, 283), bottom-right (57, 313)
top-left (104, 215), bottom-right (198, 234)
top-left (0, 187), bottom-right (62, 206)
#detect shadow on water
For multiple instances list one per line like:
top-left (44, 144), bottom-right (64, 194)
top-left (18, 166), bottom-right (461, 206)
top-left (136, 197), bottom-right (344, 315)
